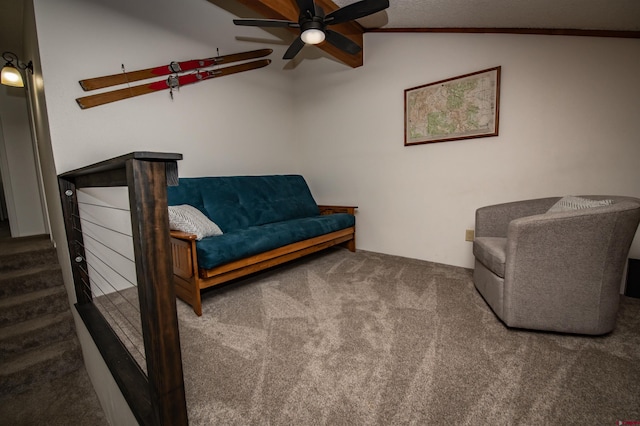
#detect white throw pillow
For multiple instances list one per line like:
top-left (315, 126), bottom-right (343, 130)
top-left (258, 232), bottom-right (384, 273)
top-left (168, 205), bottom-right (223, 240)
top-left (547, 196), bottom-right (614, 213)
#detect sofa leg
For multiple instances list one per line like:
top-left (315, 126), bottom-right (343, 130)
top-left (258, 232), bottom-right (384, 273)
top-left (173, 274), bottom-right (203, 316)
top-left (346, 238), bottom-right (356, 252)
top-left (192, 290), bottom-right (202, 316)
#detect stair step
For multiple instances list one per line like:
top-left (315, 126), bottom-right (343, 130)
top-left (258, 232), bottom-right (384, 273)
top-left (0, 311), bottom-right (75, 359)
top-left (0, 234), bottom-right (51, 254)
top-left (0, 338), bottom-right (82, 396)
top-left (0, 286), bottom-right (69, 327)
top-left (0, 235), bottom-right (87, 399)
top-left (0, 236), bottom-right (57, 274)
top-left (0, 264), bottom-right (64, 299)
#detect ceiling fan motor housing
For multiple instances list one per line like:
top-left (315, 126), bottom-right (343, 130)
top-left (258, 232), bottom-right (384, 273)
top-left (301, 18), bottom-right (325, 34)
top-left (300, 5), bottom-right (326, 33)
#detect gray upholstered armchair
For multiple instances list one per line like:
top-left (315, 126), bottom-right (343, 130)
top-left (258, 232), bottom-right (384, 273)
top-left (473, 196), bottom-right (640, 335)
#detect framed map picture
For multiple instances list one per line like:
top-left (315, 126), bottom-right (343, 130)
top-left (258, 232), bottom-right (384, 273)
top-left (404, 66), bottom-right (501, 146)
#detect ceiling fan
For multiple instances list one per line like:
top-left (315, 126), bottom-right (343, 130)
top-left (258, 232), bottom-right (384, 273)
top-left (233, 0), bottom-right (389, 60)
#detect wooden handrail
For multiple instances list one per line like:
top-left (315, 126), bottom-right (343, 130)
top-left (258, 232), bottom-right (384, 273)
top-left (58, 152), bottom-right (187, 426)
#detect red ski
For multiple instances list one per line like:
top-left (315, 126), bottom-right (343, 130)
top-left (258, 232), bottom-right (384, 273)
top-left (76, 59), bottom-right (271, 109)
top-left (78, 48), bottom-right (272, 91)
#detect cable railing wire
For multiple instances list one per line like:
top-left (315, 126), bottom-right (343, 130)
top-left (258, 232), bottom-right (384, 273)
top-left (77, 257), bottom-right (142, 331)
top-left (70, 201), bottom-right (147, 370)
top-left (80, 229), bottom-right (136, 263)
top-left (79, 273), bottom-right (147, 369)
top-left (77, 200), bottom-right (131, 212)
top-left (77, 241), bottom-right (138, 292)
top-left (71, 213), bottom-right (133, 238)
top-left (77, 256), bottom-right (140, 317)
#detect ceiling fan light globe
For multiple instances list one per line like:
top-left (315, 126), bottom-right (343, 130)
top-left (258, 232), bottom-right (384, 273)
top-left (301, 28), bottom-right (325, 45)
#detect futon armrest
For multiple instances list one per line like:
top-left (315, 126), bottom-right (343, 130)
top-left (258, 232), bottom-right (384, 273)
top-left (170, 230), bottom-right (198, 241)
top-left (318, 205), bottom-right (357, 215)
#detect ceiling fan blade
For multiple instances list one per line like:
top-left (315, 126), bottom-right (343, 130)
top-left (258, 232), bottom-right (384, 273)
top-left (325, 0), bottom-right (389, 25)
top-left (324, 30), bottom-right (361, 55)
top-left (233, 19), bottom-right (299, 28)
top-left (283, 36), bottom-right (306, 60)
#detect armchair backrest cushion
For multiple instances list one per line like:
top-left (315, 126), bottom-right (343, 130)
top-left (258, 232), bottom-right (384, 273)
top-left (167, 175), bottom-right (321, 232)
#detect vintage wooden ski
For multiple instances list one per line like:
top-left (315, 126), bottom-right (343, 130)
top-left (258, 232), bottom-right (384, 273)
top-left (76, 59), bottom-right (271, 109)
top-left (78, 48), bottom-right (272, 91)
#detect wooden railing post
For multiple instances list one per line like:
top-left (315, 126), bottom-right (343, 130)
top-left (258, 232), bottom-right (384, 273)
top-left (127, 158), bottom-right (188, 425)
top-left (57, 152), bottom-right (186, 425)
top-left (58, 178), bottom-right (91, 305)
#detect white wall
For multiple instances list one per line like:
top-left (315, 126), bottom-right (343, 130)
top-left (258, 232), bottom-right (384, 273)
top-left (34, 0), bottom-right (296, 176)
top-left (0, 86), bottom-right (46, 236)
top-left (294, 33), bottom-right (640, 268)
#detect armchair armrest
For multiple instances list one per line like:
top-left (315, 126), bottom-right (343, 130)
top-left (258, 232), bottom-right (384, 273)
top-left (475, 197), bottom-right (559, 238)
top-left (507, 201), bottom-right (640, 263)
top-left (318, 205), bottom-right (357, 215)
top-left (502, 207), bottom-right (640, 328)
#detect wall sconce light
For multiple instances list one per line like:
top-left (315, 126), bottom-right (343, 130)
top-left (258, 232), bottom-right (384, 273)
top-left (1, 51), bottom-right (34, 88)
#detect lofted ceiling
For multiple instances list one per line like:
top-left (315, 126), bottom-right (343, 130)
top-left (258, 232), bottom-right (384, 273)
top-left (2, 0), bottom-right (638, 70)
top-left (229, 0), bottom-right (640, 68)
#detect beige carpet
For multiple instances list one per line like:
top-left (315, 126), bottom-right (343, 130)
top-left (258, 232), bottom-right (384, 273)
top-left (169, 248), bottom-right (640, 425)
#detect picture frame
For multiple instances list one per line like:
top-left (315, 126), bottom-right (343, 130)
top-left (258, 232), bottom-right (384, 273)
top-left (404, 66), bottom-right (501, 146)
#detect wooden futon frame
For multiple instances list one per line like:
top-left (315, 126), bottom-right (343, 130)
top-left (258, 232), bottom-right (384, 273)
top-left (170, 205), bottom-right (356, 315)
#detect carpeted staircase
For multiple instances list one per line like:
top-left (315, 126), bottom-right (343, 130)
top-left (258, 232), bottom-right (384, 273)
top-left (0, 236), bottom-right (83, 397)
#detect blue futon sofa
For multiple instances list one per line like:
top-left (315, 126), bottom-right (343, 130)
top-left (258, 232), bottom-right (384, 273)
top-left (167, 175), bottom-right (356, 315)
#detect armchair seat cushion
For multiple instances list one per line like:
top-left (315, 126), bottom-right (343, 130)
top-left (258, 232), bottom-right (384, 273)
top-left (473, 237), bottom-right (507, 278)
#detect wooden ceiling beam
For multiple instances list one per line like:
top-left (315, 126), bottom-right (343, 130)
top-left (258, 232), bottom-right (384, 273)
top-left (233, 0), bottom-right (364, 68)
top-left (368, 27), bottom-right (640, 39)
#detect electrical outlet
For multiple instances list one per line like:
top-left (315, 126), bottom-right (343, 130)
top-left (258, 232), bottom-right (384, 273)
top-left (465, 229), bottom-right (475, 242)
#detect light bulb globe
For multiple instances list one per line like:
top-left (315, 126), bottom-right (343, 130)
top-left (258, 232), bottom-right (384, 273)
top-left (301, 29), bottom-right (325, 45)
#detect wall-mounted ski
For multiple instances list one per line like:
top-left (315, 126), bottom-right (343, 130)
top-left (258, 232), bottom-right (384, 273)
top-left (76, 59), bottom-right (271, 109)
top-left (78, 48), bottom-right (272, 91)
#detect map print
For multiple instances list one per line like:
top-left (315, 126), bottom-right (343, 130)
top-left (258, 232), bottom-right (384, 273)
top-left (405, 67), bottom-right (500, 145)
